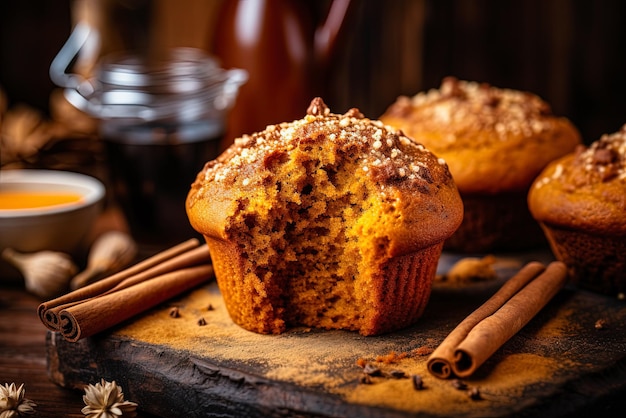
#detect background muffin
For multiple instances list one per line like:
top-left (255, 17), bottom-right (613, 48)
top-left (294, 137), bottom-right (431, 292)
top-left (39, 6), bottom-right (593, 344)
top-left (528, 125), bottom-right (626, 296)
top-left (380, 77), bottom-right (582, 253)
top-left (186, 98), bottom-right (463, 336)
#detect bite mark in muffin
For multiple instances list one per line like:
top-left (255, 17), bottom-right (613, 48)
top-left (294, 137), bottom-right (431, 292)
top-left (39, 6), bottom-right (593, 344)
top-left (187, 98), bottom-right (463, 335)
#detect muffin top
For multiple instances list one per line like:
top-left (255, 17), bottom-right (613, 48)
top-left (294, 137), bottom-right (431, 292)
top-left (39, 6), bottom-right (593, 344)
top-left (380, 77), bottom-right (581, 194)
top-left (187, 97), bottom-right (463, 252)
top-left (528, 125), bottom-right (626, 235)
top-left (191, 98), bottom-right (451, 191)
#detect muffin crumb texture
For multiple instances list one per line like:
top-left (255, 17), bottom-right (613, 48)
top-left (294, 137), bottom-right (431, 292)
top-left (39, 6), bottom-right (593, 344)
top-left (187, 98), bottom-right (463, 335)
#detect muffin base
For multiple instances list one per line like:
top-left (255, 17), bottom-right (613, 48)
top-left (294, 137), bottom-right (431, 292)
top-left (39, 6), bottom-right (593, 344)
top-left (444, 192), bottom-right (546, 253)
top-left (541, 224), bottom-right (626, 296)
top-left (204, 236), bottom-right (442, 336)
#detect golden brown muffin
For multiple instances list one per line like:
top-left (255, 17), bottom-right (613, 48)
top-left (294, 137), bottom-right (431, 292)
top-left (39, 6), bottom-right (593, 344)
top-left (380, 77), bottom-right (582, 253)
top-left (528, 125), bottom-right (626, 296)
top-left (186, 98), bottom-right (463, 335)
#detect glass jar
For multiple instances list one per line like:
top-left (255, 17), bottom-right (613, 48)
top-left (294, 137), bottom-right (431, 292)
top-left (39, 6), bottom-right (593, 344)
top-left (57, 46), bottom-right (247, 250)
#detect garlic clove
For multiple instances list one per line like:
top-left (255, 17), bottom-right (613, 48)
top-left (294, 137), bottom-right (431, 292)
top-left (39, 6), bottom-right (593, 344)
top-left (2, 248), bottom-right (78, 299)
top-left (70, 230), bottom-right (138, 290)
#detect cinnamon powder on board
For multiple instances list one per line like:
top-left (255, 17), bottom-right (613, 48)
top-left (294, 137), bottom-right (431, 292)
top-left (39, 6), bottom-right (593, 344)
top-left (114, 283), bottom-right (581, 416)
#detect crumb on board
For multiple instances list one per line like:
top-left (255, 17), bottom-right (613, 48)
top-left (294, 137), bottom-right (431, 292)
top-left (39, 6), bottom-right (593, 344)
top-left (375, 351), bottom-right (408, 364)
top-left (437, 255), bottom-right (499, 283)
top-left (412, 345), bottom-right (434, 356)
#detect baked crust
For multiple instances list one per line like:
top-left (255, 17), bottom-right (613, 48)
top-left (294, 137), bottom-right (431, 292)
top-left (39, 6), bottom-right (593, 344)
top-left (529, 126), bottom-right (626, 235)
top-left (528, 125), bottom-right (626, 295)
top-left (380, 77), bottom-right (582, 194)
top-left (188, 98), bottom-right (463, 254)
top-left (186, 98), bottom-right (463, 335)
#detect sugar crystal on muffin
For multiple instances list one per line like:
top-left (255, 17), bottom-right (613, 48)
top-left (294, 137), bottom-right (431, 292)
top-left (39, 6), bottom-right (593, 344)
top-left (187, 98), bottom-right (463, 335)
top-left (380, 77), bottom-right (582, 252)
top-left (528, 124), bottom-right (626, 296)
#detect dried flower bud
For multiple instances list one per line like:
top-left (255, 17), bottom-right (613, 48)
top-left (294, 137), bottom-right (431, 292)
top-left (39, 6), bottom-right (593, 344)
top-left (81, 379), bottom-right (137, 418)
top-left (2, 248), bottom-right (78, 299)
top-left (0, 382), bottom-right (37, 416)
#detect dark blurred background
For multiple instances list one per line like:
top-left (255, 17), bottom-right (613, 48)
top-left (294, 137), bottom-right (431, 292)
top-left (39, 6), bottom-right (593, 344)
top-left (1, 0), bottom-right (625, 146)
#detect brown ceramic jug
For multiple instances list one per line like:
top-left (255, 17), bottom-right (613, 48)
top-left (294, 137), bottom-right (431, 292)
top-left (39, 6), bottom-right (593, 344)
top-left (212, 0), bottom-right (356, 147)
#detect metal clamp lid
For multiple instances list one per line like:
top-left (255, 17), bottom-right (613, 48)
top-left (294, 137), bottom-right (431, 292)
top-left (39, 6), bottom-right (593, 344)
top-left (50, 23), bottom-right (247, 123)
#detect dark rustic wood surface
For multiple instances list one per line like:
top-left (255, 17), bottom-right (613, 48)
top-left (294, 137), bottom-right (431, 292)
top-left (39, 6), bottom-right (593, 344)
top-left (45, 264), bottom-right (626, 418)
top-left (0, 284), bottom-right (158, 418)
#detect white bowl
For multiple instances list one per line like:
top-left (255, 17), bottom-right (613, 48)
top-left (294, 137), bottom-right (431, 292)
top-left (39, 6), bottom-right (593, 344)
top-left (0, 169), bottom-right (105, 278)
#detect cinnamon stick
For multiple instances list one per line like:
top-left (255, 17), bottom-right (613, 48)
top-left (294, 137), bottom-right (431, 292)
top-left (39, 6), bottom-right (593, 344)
top-left (58, 264), bottom-right (214, 342)
top-left (38, 238), bottom-right (207, 331)
top-left (427, 261), bottom-right (567, 379)
top-left (38, 238), bottom-right (200, 329)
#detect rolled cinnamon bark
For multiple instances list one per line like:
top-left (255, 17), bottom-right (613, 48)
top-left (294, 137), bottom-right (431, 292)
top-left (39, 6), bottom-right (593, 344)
top-left (58, 264), bottom-right (214, 342)
top-left (427, 261), bottom-right (567, 379)
top-left (38, 238), bottom-right (207, 331)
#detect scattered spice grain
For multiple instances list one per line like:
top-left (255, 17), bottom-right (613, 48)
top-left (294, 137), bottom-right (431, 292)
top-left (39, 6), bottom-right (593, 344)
top-left (413, 346), bottom-right (434, 356)
top-left (375, 351), bottom-right (408, 364)
top-left (111, 283), bottom-right (583, 417)
top-left (389, 370), bottom-right (407, 379)
top-left (197, 317), bottom-right (207, 326)
top-left (451, 379), bottom-right (467, 390)
top-left (363, 364), bottom-right (382, 377)
top-left (411, 374), bottom-right (424, 390)
top-left (468, 386), bottom-right (482, 400)
top-left (169, 307), bottom-right (180, 318)
top-left (360, 375), bottom-right (373, 385)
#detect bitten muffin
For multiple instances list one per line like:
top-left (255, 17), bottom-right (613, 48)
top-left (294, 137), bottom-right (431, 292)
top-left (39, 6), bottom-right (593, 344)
top-left (528, 125), bottom-right (626, 296)
top-left (380, 77), bottom-right (582, 253)
top-left (186, 98), bottom-right (463, 335)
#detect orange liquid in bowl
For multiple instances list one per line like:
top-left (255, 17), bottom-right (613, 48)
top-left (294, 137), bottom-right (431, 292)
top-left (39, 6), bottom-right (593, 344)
top-left (0, 191), bottom-right (84, 210)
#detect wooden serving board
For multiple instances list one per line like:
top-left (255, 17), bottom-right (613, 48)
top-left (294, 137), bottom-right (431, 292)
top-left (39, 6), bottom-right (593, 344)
top-left (46, 253), bottom-right (626, 418)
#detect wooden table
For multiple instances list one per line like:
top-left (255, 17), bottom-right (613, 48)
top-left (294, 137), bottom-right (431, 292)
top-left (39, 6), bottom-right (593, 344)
top-left (0, 283), bottom-right (158, 418)
top-left (4, 253), bottom-right (626, 417)
top-left (46, 268), bottom-right (626, 418)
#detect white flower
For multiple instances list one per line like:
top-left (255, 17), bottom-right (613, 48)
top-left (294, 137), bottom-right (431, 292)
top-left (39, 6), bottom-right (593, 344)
top-left (0, 383), bottom-right (36, 417)
top-left (81, 379), bottom-right (138, 418)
